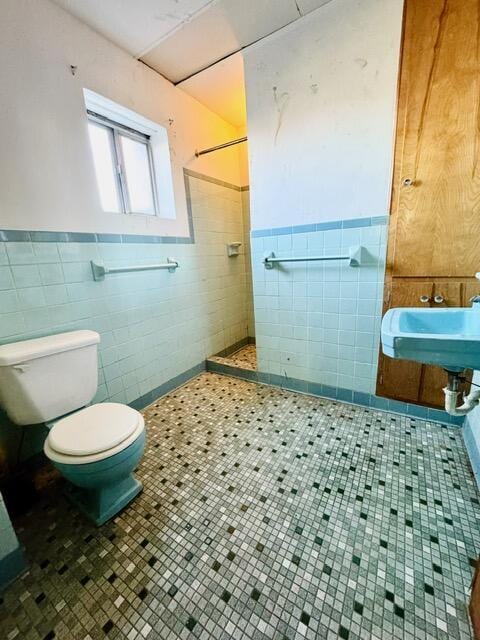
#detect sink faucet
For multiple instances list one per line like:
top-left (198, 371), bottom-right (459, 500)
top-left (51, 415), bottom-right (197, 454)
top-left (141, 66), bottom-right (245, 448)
top-left (470, 272), bottom-right (480, 306)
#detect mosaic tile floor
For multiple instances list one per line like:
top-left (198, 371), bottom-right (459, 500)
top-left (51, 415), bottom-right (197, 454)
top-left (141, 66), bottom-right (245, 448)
top-left (1, 372), bottom-right (480, 640)
top-left (209, 345), bottom-right (257, 371)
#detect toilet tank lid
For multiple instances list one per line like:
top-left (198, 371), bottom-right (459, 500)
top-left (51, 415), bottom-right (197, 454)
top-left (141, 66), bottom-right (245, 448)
top-left (0, 330), bottom-right (100, 366)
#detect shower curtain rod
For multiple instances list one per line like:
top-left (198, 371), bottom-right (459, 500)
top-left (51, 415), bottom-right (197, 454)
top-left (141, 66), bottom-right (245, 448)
top-left (195, 136), bottom-right (248, 157)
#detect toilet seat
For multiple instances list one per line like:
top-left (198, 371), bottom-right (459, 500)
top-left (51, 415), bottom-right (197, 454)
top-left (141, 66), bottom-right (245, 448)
top-left (44, 403), bottom-right (145, 465)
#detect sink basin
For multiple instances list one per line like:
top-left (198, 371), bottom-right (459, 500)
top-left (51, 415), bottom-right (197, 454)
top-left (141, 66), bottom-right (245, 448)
top-left (381, 307), bottom-right (480, 371)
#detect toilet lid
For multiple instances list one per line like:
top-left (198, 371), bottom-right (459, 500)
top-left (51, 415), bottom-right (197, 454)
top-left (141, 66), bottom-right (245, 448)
top-left (48, 403), bottom-right (141, 456)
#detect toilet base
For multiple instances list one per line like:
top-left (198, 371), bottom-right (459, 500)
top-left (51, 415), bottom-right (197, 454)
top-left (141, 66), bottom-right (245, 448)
top-left (64, 475), bottom-right (143, 526)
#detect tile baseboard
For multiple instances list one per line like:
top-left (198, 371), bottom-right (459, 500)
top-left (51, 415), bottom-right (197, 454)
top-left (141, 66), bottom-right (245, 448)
top-left (205, 360), bottom-right (464, 427)
top-left (463, 419), bottom-right (480, 490)
top-left (130, 337), bottom-right (258, 412)
top-left (0, 545), bottom-right (27, 592)
top-left (128, 362), bottom-right (207, 411)
top-left (212, 336), bottom-right (256, 359)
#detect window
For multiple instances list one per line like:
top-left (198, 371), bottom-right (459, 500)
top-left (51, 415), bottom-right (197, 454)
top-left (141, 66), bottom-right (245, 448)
top-left (87, 110), bottom-right (158, 215)
top-left (83, 89), bottom-right (177, 221)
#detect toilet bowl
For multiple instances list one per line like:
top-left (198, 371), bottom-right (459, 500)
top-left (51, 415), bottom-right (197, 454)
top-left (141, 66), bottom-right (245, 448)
top-left (44, 403), bottom-right (146, 526)
top-left (0, 330), bottom-right (146, 526)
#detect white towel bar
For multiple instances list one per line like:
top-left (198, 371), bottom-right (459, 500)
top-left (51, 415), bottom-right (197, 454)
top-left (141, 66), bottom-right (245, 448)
top-left (263, 246), bottom-right (364, 269)
top-left (91, 259), bottom-right (178, 281)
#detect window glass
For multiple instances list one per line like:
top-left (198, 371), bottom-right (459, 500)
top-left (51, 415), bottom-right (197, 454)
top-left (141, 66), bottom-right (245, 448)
top-left (87, 122), bottom-right (121, 213)
top-left (120, 134), bottom-right (156, 215)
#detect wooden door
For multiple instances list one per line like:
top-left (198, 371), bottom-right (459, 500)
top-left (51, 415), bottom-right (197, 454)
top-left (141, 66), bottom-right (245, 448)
top-left (377, 0), bottom-right (480, 407)
top-left (377, 280), bottom-right (433, 403)
top-left (387, 0), bottom-right (480, 278)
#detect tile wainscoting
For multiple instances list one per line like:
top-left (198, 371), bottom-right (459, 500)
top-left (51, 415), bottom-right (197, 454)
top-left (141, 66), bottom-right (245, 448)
top-left (464, 378), bottom-right (480, 489)
top-left (463, 419), bottom-right (480, 488)
top-left (249, 217), bottom-right (463, 427)
top-left (251, 216), bottom-right (388, 395)
top-left (0, 171), bottom-right (251, 470)
top-left (0, 494), bottom-right (27, 591)
top-left (241, 189), bottom-right (255, 337)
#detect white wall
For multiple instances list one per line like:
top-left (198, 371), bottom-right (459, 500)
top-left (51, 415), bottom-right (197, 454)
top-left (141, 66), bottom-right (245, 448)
top-left (244, 0), bottom-right (403, 396)
top-left (0, 0), bottom-right (243, 237)
top-left (244, 0), bottom-right (404, 230)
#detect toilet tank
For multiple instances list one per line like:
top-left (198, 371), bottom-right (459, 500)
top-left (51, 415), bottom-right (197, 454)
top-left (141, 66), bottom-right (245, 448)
top-left (0, 330), bottom-right (100, 425)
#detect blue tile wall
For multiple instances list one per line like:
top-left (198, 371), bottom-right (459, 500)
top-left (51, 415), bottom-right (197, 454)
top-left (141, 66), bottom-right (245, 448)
top-left (463, 372), bottom-right (480, 489)
top-left (463, 417), bottom-right (480, 488)
top-left (251, 218), bottom-right (387, 395)
top-left (241, 189), bottom-right (255, 336)
top-left (251, 216), bottom-right (389, 237)
top-left (0, 492), bottom-right (26, 589)
top-left (0, 171), bottom-right (251, 469)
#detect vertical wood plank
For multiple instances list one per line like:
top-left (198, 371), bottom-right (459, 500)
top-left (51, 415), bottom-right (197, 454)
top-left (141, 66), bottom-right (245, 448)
top-left (377, 280), bottom-right (432, 402)
top-left (387, 0), bottom-right (480, 278)
top-left (418, 282), bottom-right (462, 406)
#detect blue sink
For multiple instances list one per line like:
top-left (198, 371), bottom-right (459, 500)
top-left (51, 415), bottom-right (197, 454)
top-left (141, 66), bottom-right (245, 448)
top-left (381, 307), bottom-right (480, 371)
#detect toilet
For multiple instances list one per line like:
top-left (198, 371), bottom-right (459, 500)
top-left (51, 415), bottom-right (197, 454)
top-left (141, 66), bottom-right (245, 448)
top-left (0, 330), bottom-right (145, 526)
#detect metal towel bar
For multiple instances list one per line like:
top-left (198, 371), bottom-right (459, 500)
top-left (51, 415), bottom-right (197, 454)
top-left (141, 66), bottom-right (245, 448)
top-left (263, 246), bottom-right (364, 269)
top-left (91, 258), bottom-right (178, 281)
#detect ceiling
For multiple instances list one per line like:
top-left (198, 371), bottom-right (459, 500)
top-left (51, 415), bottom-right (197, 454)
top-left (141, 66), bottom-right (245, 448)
top-left (52, 0), bottom-right (217, 60)
top-left (52, 0), bottom-right (332, 128)
top-left (179, 52), bottom-right (246, 130)
top-left (142, 0), bottom-right (331, 84)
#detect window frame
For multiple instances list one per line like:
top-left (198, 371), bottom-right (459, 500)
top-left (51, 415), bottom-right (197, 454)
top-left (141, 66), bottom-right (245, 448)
top-left (87, 109), bottom-right (159, 216)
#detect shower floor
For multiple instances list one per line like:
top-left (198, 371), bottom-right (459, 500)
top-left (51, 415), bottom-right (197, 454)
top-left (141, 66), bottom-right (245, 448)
top-left (1, 372), bottom-right (479, 640)
top-left (209, 344), bottom-right (257, 371)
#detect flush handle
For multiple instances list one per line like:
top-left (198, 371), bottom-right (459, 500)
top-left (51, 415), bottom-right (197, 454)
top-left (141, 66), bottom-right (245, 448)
top-left (402, 177), bottom-right (415, 187)
top-left (12, 364), bottom-right (29, 373)
top-left (419, 295), bottom-right (430, 303)
top-left (433, 295), bottom-right (444, 304)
